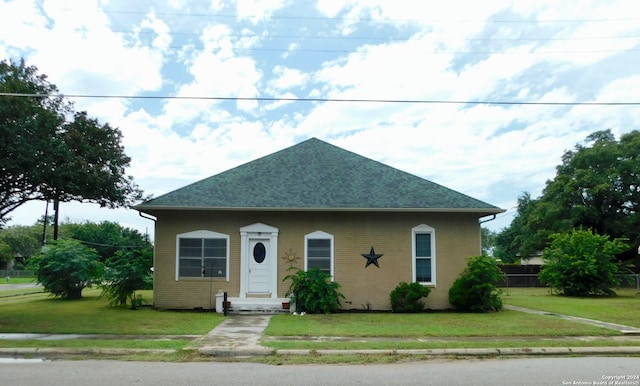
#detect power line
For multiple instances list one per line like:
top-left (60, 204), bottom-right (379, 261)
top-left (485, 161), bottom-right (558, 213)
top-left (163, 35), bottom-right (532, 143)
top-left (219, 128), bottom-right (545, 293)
top-left (88, 9), bottom-right (640, 24)
top-left (1, 92), bottom-right (639, 106)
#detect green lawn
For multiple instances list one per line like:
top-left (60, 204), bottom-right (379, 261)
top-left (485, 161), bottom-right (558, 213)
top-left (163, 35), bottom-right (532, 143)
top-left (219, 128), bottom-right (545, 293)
top-left (262, 310), bottom-right (631, 351)
top-left (2, 286), bottom-right (639, 356)
top-left (261, 287), bottom-right (640, 351)
top-left (265, 309), bottom-right (618, 338)
top-left (0, 289), bottom-right (223, 335)
top-left (0, 277), bottom-right (37, 285)
top-left (503, 287), bottom-right (640, 328)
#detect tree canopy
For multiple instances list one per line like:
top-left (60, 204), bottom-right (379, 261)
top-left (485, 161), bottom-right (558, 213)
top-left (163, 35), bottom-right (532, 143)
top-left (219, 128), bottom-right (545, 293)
top-left (0, 225), bottom-right (41, 268)
top-left (0, 59), bottom-right (143, 224)
top-left (495, 130), bottom-right (640, 261)
top-left (60, 220), bottom-right (152, 263)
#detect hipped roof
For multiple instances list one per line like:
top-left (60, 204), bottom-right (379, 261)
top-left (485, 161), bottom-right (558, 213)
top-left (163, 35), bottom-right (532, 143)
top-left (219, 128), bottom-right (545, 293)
top-left (135, 138), bottom-right (504, 216)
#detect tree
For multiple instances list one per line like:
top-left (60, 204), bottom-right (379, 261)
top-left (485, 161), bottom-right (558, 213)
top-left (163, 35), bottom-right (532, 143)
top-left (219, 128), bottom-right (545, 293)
top-left (0, 225), bottom-right (42, 267)
top-left (27, 239), bottom-right (103, 299)
top-left (60, 221), bottom-right (152, 262)
top-left (495, 130), bottom-right (640, 260)
top-left (448, 255), bottom-right (504, 312)
top-left (101, 248), bottom-right (153, 309)
top-left (539, 229), bottom-right (628, 296)
top-left (481, 227), bottom-right (497, 256)
top-left (0, 59), bottom-right (143, 224)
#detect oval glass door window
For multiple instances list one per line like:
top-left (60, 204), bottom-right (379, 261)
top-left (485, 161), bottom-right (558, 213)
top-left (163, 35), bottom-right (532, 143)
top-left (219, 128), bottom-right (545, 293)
top-left (253, 242), bottom-right (266, 263)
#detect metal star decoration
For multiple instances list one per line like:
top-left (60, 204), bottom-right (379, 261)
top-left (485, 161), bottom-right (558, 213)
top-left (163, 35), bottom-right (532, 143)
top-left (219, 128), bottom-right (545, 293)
top-left (361, 246), bottom-right (383, 268)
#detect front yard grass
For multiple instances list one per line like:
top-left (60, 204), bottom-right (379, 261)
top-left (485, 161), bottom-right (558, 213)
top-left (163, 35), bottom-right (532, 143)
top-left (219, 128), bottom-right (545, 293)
top-left (503, 287), bottom-right (640, 328)
top-left (0, 289), bottom-right (223, 335)
top-left (265, 310), bottom-right (618, 338)
top-left (262, 287), bottom-right (640, 351)
top-left (1, 286), bottom-right (639, 356)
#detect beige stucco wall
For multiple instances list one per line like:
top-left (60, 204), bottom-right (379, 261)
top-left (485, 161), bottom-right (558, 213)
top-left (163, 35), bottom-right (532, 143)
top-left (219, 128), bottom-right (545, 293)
top-left (150, 210), bottom-right (482, 310)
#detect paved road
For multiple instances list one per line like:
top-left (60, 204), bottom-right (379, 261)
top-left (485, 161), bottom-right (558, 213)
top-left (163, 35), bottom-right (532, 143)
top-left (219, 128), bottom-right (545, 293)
top-left (2, 357), bottom-right (639, 385)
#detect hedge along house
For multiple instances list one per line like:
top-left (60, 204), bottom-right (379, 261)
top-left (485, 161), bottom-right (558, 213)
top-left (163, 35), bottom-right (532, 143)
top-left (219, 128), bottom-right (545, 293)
top-left (135, 138), bottom-right (504, 312)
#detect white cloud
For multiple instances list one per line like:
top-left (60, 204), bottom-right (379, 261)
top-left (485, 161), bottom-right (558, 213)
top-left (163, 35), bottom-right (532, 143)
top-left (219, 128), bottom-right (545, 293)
top-left (2, 0), bottom-right (639, 237)
top-left (236, 0), bottom-right (288, 23)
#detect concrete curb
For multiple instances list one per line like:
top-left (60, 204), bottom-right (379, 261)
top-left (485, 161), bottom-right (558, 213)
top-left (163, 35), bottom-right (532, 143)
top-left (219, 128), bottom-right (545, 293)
top-left (2, 346), bottom-right (640, 359)
top-left (197, 346), bottom-right (640, 357)
top-left (198, 346), bottom-right (275, 356)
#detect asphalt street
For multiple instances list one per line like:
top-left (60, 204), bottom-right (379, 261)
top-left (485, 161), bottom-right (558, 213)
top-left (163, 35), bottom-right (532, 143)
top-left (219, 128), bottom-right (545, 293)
top-left (2, 357), bottom-right (639, 386)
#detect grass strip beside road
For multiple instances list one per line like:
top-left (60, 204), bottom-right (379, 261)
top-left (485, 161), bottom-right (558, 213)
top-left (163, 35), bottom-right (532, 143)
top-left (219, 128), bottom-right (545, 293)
top-left (263, 337), bottom-right (639, 351)
top-left (0, 339), bottom-right (190, 350)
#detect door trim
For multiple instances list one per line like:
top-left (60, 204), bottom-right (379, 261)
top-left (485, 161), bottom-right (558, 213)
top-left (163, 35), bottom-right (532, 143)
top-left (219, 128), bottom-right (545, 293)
top-left (239, 223), bottom-right (279, 298)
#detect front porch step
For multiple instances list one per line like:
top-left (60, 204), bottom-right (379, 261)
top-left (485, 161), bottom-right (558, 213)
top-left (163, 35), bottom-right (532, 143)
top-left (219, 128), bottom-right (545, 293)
top-left (224, 297), bottom-right (292, 315)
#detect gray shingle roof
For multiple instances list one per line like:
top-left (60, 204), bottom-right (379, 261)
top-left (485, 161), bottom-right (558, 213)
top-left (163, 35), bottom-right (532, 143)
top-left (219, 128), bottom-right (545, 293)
top-left (135, 138), bottom-right (503, 214)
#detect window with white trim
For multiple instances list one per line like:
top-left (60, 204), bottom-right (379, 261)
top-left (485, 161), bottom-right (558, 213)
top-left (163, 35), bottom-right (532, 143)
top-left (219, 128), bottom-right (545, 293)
top-left (176, 230), bottom-right (229, 280)
top-left (412, 224), bottom-right (435, 285)
top-left (304, 231), bottom-right (333, 276)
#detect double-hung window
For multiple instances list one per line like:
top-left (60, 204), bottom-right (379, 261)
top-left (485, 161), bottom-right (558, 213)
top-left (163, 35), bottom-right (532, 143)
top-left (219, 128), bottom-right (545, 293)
top-left (304, 231), bottom-right (333, 276)
top-left (176, 230), bottom-right (229, 280)
top-left (412, 224), bottom-right (435, 285)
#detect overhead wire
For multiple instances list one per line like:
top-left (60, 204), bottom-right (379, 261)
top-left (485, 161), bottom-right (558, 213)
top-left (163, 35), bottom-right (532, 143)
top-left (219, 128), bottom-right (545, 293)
top-left (1, 92), bottom-right (639, 106)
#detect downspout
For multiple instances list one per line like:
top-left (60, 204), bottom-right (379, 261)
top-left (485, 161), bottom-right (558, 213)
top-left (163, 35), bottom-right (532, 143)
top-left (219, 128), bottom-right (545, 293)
top-left (138, 211), bottom-right (157, 306)
top-left (479, 214), bottom-right (497, 256)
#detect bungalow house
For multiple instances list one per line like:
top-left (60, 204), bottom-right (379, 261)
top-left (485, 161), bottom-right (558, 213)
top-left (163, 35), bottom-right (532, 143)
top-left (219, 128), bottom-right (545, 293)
top-left (135, 138), bottom-right (504, 311)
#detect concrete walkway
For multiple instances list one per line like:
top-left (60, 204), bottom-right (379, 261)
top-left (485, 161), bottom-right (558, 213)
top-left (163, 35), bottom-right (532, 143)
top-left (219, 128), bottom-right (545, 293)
top-left (187, 314), bottom-right (275, 356)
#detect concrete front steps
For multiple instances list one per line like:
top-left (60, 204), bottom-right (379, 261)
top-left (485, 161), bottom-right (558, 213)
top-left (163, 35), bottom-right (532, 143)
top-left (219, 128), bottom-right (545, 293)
top-left (223, 297), bottom-right (292, 315)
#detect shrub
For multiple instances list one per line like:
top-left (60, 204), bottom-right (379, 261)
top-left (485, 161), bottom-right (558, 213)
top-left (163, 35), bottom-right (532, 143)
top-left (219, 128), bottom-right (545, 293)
top-left (448, 255), bottom-right (504, 312)
top-left (100, 248), bottom-right (153, 309)
top-left (27, 239), bottom-right (103, 299)
top-left (283, 267), bottom-right (344, 314)
top-left (389, 281), bottom-right (431, 313)
top-left (539, 229), bottom-right (628, 296)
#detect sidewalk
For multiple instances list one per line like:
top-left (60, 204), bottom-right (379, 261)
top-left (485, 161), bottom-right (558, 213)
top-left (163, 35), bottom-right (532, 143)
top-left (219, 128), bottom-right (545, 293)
top-left (503, 305), bottom-right (640, 335)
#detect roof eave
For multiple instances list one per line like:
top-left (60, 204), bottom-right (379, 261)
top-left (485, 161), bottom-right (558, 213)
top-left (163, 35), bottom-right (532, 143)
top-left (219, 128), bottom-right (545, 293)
top-left (134, 205), bottom-right (505, 215)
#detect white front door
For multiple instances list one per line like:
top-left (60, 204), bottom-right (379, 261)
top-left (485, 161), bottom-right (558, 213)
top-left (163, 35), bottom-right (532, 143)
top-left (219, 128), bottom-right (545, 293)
top-left (248, 239), bottom-right (270, 293)
top-left (239, 223), bottom-right (279, 298)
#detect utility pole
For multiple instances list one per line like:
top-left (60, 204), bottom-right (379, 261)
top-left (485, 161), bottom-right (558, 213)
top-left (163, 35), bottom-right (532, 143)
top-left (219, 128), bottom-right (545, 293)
top-left (42, 201), bottom-right (49, 246)
top-left (53, 199), bottom-right (59, 240)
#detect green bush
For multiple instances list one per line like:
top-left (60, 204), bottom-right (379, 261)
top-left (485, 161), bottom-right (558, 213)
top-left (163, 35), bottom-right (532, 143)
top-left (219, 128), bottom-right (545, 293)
top-left (390, 281), bottom-right (431, 313)
top-left (100, 248), bottom-right (153, 309)
top-left (27, 239), bottom-right (103, 299)
top-left (539, 229), bottom-right (628, 296)
top-left (448, 255), bottom-right (504, 312)
top-left (283, 267), bottom-right (344, 314)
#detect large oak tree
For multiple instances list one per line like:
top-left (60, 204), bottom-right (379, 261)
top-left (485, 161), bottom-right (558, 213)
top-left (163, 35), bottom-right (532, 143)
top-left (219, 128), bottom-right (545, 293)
top-left (0, 59), bottom-right (143, 225)
top-left (495, 130), bottom-right (640, 261)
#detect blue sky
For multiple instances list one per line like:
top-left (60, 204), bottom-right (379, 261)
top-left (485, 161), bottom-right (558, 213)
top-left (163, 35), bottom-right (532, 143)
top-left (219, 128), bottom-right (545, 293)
top-left (2, 0), bottom-right (639, 239)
